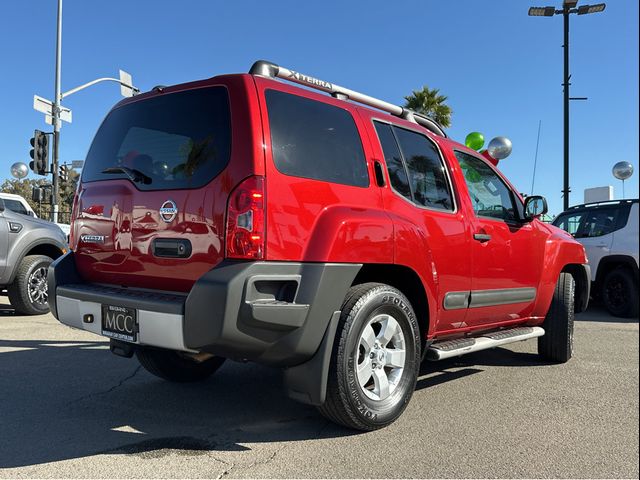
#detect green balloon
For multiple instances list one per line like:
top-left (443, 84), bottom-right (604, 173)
top-left (465, 132), bottom-right (484, 151)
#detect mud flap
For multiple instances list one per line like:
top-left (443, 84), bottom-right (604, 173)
top-left (283, 311), bottom-right (341, 406)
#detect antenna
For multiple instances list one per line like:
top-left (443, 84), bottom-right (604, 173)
top-left (530, 120), bottom-right (542, 195)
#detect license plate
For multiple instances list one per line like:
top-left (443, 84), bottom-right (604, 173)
top-left (101, 305), bottom-right (138, 342)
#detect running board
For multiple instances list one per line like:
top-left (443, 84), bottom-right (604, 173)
top-left (426, 326), bottom-right (545, 361)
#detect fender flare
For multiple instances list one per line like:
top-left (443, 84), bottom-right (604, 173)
top-left (6, 238), bottom-right (67, 285)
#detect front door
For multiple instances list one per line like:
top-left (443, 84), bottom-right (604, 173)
top-left (454, 150), bottom-right (545, 327)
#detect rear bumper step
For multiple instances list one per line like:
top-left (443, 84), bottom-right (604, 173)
top-left (426, 326), bottom-right (545, 361)
top-left (47, 252), bottom-right (361, 367)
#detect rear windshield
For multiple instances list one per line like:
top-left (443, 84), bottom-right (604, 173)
top-left (82, 86), bottom-right (231, 190)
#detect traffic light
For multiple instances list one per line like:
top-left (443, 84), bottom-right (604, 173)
top-left (29, 130), bottom-right (49, 175)
top-left (59, 164), bottom-right (69, 183)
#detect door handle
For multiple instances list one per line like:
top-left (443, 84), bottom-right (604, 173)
top-left (473, 233), bottom-right (491, 242)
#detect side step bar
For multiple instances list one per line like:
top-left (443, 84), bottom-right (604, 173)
top-left (426, 326), bottom-right (545, 361)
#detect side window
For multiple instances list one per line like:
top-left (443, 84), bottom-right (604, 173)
top-left (266, 89), bottom-right (369, 187)
top-left (391, 127), bottom-right (454, 211)
top-left (576, 208), bottom-right (620, 238)
top-left (455, 151), bottom-right (518, 222)
top-left (4, 199), bottom-right (29, 215)
top-left (553, 212), bottom-right (585, 235)
top-left (373, 122), bottom-right (411, 199)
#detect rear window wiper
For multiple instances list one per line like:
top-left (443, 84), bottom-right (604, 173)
top-left (102, 166), bottom-right (152, 185)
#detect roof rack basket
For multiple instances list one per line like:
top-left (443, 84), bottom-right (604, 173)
top-left (249, 60), bottom-right (447, 138)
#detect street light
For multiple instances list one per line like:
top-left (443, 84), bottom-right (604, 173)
top-left (528, 0), bottom-right (606, 210)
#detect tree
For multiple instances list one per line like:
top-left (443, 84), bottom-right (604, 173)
top-left (404, 86), bottom-right (452, 129)
top-left (1, 170), bottom-right (79, 220)
top-left (1, 178), bottom-right (46, 212)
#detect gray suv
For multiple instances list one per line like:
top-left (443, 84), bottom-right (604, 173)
top-left (0, 198), bottom-right (68, 315)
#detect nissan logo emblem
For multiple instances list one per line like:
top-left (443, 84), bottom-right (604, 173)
top-left (159, 200), bottom-right (178, 223)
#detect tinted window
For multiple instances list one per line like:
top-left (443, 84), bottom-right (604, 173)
top-left (393, 127), bottom-right (453, 210)
top-left (373, 122), bottom-right (411, 199)
top-left (578, 208), bottom-right (621, 237)
top-left (266, 90), bottom-right (368, 187)
top-left (455, 151), bottom-right (517, 222)
top-left (553, 211), bottom-right (585, 235)
top-left (4, 199), bottom-right (29, 215)
top-left (82, 87), bottom-right (231, 190)
top-left (553, 204), bottom-right (631, 238)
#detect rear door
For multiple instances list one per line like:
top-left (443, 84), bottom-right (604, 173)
top-left (369, 119), bottom-right (473, 333)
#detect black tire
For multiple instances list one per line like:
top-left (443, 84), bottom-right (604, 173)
top-left (318, 283), bottom-right (420, 431)
top-left (602, 267), bottom-right (639, 318)
top-left (538, 272), bottom-right (575, 363)
top-left (136, 347), bottom-right (225, 383)
top-left (7, 255), bottom-right (53, 316)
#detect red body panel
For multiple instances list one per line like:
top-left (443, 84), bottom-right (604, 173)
top-left (72, 75), bottom-right (264, 292)
top-left (72, 71), bottom-right (587, 338)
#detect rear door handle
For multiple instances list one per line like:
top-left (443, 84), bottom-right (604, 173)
top-left (473, 233), bottom-right (491, 242)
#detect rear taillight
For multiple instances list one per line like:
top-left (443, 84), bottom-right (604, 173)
top-left (69, 185), bottom-right (81, 249)
top-left (226, 176), bottom-right (265, 260)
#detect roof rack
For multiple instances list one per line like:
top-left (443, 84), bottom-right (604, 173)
top-left (249, 60), bottom-right (447, 138)
top-left (567, 198), bottom-right (638, 209)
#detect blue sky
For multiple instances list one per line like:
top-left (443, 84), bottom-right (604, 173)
top-left (1, 0), bottom-right (637, 215)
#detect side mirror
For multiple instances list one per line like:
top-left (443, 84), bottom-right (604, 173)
top-left (524, 195), bottom-right (548, 221)
top-left (0, 199), bottom-right (4, 212)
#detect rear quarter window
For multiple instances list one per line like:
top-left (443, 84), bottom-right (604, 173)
top-left (265, 89), bottom-right (369, 187)
top-left (82, 86), bottom-right (231, 191)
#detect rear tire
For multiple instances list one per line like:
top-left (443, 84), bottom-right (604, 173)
top-left (538, 272), bottom-right (575, 363)
top-left (318, 283), bottom-right (420, 431)
top-left (136, 347), bottom-right (225, 382)
top-left (602, 267), bottom-right (639, 318)
top-left (8, 255), bottom-right (53, 315)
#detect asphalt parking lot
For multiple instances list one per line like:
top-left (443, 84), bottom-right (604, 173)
top-left (0, 295), bottom-right (638, 479)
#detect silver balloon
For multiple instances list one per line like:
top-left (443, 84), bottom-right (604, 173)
top-left (487, 136), bottom-right (513, 160)
top-left (10, 162), bottom-right (29, 179)
top-left (612, 161), bottom-right (634, 181)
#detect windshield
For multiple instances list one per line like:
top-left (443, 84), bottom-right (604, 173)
top-left (82, 86), bottom-right (231, 190)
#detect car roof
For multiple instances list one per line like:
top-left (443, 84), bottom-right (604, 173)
top-left (562, 199), bottom-right (639, 212)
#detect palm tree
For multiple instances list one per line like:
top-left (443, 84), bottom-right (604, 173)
top-left (403, 86), bottom-right (452, 129)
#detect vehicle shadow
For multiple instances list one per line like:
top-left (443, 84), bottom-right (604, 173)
top-left (0, 334), bottom-right (553, 469)
top-left (575, 303), bottom-right (639, 323)
top-left (0, 338), bottom-right (351, 468)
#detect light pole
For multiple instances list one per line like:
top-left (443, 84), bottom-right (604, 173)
top-left (528, 0), bottom-right (606, 211)
top-left (34, 0), bottom-right (138, 222)
top-left (52, 0), bottom-right (63, 223)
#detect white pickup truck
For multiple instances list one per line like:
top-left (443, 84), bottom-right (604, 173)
top-left (0, 193), bottom-right (71, 238)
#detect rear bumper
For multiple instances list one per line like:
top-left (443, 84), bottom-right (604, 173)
top-left (48, 253), bottom-right (360, 367)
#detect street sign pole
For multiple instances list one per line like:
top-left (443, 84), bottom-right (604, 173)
top-left (51, 0), bottom-right (63, 223)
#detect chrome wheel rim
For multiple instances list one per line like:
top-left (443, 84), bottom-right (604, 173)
top-left (27, 267), bottom-right (48, 306)
top-left (355, 314), bottom-right (406, 401)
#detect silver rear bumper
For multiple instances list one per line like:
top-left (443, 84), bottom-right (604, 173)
top-left (56, 295), bottom-right (192, 352)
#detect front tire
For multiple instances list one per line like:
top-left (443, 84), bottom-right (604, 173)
top-left (136, 347), bottom-right (225, 383)
top-left (538, 272), bottom-right (575, 363)
top-left (8, 255), bottom-right (53, 315)
top-left (319, 283), bottom-right (420, 431)
top-left (602, 267), bottom-right (639, 318)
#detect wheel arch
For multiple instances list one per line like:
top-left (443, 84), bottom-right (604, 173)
top-left (351, 263), bottom-right (430, 351)
top-left (595, 255), bottom-right (639, 291)
top-left (561, 264), bottom-right (590, 313)
top-left (5, 240), bottom-right (66, 285)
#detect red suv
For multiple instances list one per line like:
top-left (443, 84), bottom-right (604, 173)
top-left (49, 61), bottom-right (590, 430)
